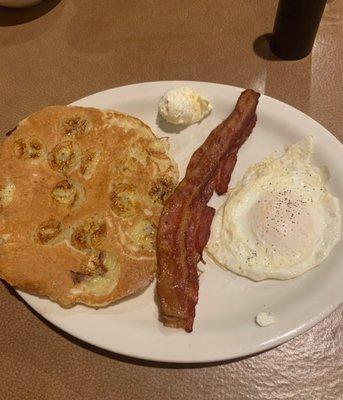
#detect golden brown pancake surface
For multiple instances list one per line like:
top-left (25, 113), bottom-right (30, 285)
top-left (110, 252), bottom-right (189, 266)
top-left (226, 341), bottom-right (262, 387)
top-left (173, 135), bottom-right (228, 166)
top-left (0, 106), bottom-right (178, 307)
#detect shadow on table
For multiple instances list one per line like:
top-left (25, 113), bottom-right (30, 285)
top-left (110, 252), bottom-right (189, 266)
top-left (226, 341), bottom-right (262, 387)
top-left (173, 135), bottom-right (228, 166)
top-left (0, 0), bottom-right (61, 26)
top-left (252, 32), bottom-right (313, 115)
top-left (253, 33), bottom-right (282, 61)
top-left (4, 282), bottom-right (264, 369)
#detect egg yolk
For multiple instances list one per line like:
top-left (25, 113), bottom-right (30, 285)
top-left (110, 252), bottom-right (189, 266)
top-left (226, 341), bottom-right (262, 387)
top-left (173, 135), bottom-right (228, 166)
top-left (250, 191), bottom-right (317, 256)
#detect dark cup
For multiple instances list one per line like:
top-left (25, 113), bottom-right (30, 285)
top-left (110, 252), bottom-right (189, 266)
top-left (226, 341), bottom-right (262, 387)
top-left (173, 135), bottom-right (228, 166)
top-left (270, 0), bottom-right (327, 60)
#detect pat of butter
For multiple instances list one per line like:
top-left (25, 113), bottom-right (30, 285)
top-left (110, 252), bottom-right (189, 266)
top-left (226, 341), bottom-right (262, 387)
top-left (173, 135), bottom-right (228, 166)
top-left (255, 311), bottom-right (275, 327)
top-left (158, 87), bottom-right (212, 125)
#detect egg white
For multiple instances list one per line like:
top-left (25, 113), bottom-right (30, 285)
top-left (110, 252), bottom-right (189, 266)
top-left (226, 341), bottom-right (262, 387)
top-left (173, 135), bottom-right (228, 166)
top-left (206, 137), bottom-right (341, 281)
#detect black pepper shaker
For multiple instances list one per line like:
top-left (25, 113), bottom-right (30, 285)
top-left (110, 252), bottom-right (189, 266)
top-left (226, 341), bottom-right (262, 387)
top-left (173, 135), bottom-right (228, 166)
top-left (270, 0), bottom-right (327, 60)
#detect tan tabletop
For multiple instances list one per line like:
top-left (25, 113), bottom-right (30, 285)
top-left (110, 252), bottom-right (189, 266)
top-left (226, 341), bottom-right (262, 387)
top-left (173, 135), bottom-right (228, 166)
top-left (1, 1), bottom-right (342, 399)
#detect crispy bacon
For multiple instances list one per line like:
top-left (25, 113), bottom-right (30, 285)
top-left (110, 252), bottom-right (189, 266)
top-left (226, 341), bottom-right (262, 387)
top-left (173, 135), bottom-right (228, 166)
top-left (156, 89), bottom-right (260, 332)
top-left (215, 152), bottom-right (237, 195)
top-left (195, 206), bottom-right (216, 255)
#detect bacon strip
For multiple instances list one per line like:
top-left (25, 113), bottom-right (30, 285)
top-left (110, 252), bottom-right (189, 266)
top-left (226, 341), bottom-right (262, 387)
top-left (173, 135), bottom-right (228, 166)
top-left (195, 206), bottom-right (216, 255)
top-left (215, 152), bottom-right (237, 195)
top-left (157, 89), bottom-right (260, 332)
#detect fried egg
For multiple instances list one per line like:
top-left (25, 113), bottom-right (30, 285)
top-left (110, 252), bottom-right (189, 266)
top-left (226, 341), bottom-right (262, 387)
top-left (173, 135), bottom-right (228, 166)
top-left (207, 137), bottom-right (341, 280)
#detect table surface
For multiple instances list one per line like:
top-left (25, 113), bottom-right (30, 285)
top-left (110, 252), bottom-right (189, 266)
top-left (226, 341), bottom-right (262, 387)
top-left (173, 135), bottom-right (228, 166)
top-left (1, 1), bottom-right (342, 399)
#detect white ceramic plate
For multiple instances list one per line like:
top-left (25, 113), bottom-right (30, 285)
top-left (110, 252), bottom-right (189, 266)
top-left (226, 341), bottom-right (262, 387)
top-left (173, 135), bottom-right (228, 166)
top-left (17, 81), bottom-right (343, 363)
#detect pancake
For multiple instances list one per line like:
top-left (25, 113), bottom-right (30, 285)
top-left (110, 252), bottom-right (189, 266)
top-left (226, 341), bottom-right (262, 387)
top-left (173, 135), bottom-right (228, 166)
top-left (0, 106), bottom-right (178, 307)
